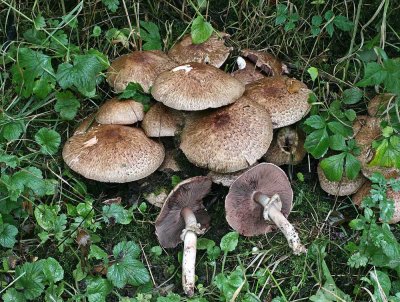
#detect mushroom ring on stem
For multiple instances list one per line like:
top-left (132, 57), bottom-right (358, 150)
top-left (225, 163), bottom-right (306, 255)
top-left (155, 176), bottom-right (212, 296)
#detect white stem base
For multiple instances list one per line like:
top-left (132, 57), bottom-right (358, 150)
top-left (254, 193), bottom-right (307, 255)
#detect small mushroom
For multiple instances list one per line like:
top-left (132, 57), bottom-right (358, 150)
top-left (263, 127), bottom-right (306, 165)
top-left (241, 49), bottom-right (289, 76)
top-left (96, 98), bottom-right (144, 125)
top-left (225, 163), bottom-right (306, 255)
top-left (106, 50), bottom-right (177, 93)
top-left (244, 76), bottom-right (312, 128)
top-left (180, 97), bottom-right (273, 173)
top-left (231, 56), bottom-right (265, 85)
top-left (317, 163), bottom-right (366, 196)
top-left (155, 176), bottom-right (212, 296)
top-left (168, 33), bottom-right (232, 67)
top-left (152, 62), bottom-right (245, 111)
top-left (159, 149), bottom-right (181, 172)
top-left (141, 103), bottom-right (185, 137)
top-left (63, 124), bottom-right (165, 183)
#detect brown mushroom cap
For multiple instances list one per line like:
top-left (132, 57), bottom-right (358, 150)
top-left (168, 33), bottom-right (232, 68)
top-left (353, 116), bottom-right (400, 179)
top-left (63, 124), bottom-right (165, 183)
top-left (352, 181), bottom-right (400, 224)
top-left (159, 149), bottom-right (181, 172)
top-left (106, 50), bottom-right (177, 93)
top-left (241, 49), bottom-right (289, 76)
top-left (264, 127), bottom-right (306, 165)
top-left (155, 176), bottom-right (212, 248)
top-left (244, 76), bottom-right (312, 128)
top-left (142, 103), bottom-right (185, 137)
top-left (231, 57), bottom-right (265, 85)
top-left (368, 94), bottom-right (394, 117)
top-left (180, 97), bottom-right (273, 173)
top-left (317, 163), bottom-right (366, 196)
top-left (225, 163), bottom-right (293, 236)
top-left (152, 62), bottom-right (245, 111)
top-left (95, 98), bottom-right (144, 125)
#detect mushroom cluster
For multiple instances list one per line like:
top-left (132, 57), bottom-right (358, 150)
top-left (62, 32), bottom-right (313, 296)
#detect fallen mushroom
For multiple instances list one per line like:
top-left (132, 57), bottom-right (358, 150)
top-left (225, 163), bottom-right (306, 255)
top-left (155, 176), bottom-right (212, 296)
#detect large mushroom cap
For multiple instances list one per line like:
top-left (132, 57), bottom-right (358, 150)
top-left (180, 97), bottom-right (273, 173)
top-left (142, 103), bottom-right (185, 137)
top-left (225, 163), bottom-right (293, 236)
top-left (168, 33), bottom-right (232, 68)
top-left (241, 49), bottom-right (289, 76)
top-left (317, 163), bottom-right (366, 196)
top-left (244, 76), bottom-right (312, 128)
top-left (63, 124), bottom-right (165, 183)
top-left (151, 62), bottom-right (245, 111)
top-left (106, 50), bottom-right (177, 93)
top-left (263, 127), bottom-right (306, 166)
top-left (155, 176), bottom-right (212, 248)
top-left (231, 57), bottom-right (265, 85)
top-left (95, 98), bottom-right (144, 125)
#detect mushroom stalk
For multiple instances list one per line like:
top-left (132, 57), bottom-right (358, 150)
top-left (180, 207), bottom-right (203, 297)
top-left (253, 192), bottom-right (306, 255)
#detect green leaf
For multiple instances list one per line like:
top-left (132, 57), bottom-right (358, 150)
top-left (2, 288), bottom-right (26, 302)
top-left (150, 245), bottom-right (162, 256)
top-left (220, 231), bottom-right (239, 253)
top-left (34, 15), bottom-right (46, 29)
top-left (118, 83), bottom-right (151, 110)
top-left (304, 115), bottom-right (326, 129)
top-left (86, 277), bottom-right (113, 302)
top-left (102, 204), bottom-right (132, 225)
top-left (191, 16), bottom-right (213, 44)
top-left (379, 198), bottom-right (395, 223)
top-left (11, 48), bottom-right (55, 99)
top-left (39, 257), bottom-right (64, 283)
top-left (107, 241), bottom-right (150, 288)
top-left (102, 0), bottom-right (120, 12)
top-left (320, 153), bottom-right (346, 181)
top-left (0, 221), bottom-right (18, 248)
top-left (56, 52), bottom-right (108, 97)
top-left (92, 26), bottom-right (102, 37)
top-left (342, 88), bottom-right (363, 104)
top-left (311, 15), bottom-right (322, 26)
top-left (333, 15), bottom-right (354, 32)
top-left (35, 128), bottom-right (61, 155)
top-left (197, 238), bottom-right (215, 250)
top-left (369, 136), bottom-right (400, 168)
top-left (1, 121), bottom-right (25, 142)
top-left (304, 128), bottom-right (330, 158)
top-left (15, 262), bottom-right (45, 300)
top-left (356, 62), bottom-right (386, 87)
top-left (327, 121), bottom-right (353, 137)
top-left (89, 244), bottom-right (108, 260)
top-left (55, 91), bottom-right (80, 120)
top-left (307, 67), bottom-right (318, 81)
top-left (345, 153), bottom-right (361, 180)
top-left (0, 153), bottom-right (20, 168)
top-left (329, 134), bottom-right (346, 151)
top-left (344, 109), bottom-right (357, 121)
top-left (139, 21), bottom-right (162, 50)
top-left (370, 270), bottom-right (391, 300)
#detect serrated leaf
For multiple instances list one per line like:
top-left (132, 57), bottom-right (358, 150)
top-left (304, 128), bottom-right (330, 158)
top-left (55, 91), bottom-right (80, 120)
top-left (312, 15), bottom-right (322, 26)
top-left (320, 153), bottom-right (346, 181)
top-left (34, 15), bottom-right (46, 29)
top-left (38, 257), bottom-right (64, 283)
top-left (342, 88), bottom-right (363, 104)
top-left (102, 0), bottom-right (120, 12)
top-left (86, 277), bottom-right (113, 302)
top-left (0, 222), bottom-right (18, 248)
top-left (220, 231), bottom-right (239, 253)
top-left (345, 153), bottom-right (361, 180)
top-left (333, 15), bottom-right (353, 32)
top-left (102, 204), bottom-right (132, 225)
top-left (15, 262), bottom-right (45, 300)
top-left (191, 16), bottom-right (213, 44)
top-left (35, 128), bottom-right (61, 155)
top-left (379, 198), bottom-right (395, 223)
top-left (369, 136), bottom-right (400, 168)
top-left (139, 21), bottom-right (162, 50)
top-left (0, 153), bottom-right (20, 168)
top-left (2, 288), bottom-right (26, 302)
top-left (11, 48), bottom-right (55, 99)
top-left (1, 121), bottom-right (25, 142)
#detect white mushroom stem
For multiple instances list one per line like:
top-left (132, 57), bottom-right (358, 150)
top-left (253, 192), bottom-right (307, 255)
top-left (180, 207), bottom-right (205, 297)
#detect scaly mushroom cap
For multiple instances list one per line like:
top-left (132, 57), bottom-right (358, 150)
top-left (180, 97), bottom-right (273, 173)
top-left (263, 127), bottom-right (306, 165)
top-left (231, 57), bottom-right (265, 85)
top-left (368, 94), bottom-right (393, 117)
top-left (353, 116), bottom-right (400, 179)
top-left (155, 176), bottom-right (212, 248)
top-left (106, 50), bottom-right (177, 93)
top-left (241, 49), bottom-right (289, 76)
top-left (225, 163), bottom-right (293, 236)
top-left (352, 181), bottom-right (400, 224)
top-left (95, 98), bottom-right (144, 125)
top-left (168, 33), bottom-right (232, 67)
top-left (63, 124), bottom-right (165, 183)
top-left (152, 62), bottom-right (245, 111)
top-left (159, 149), bottom-right (181, 172)
top-left (142, 103), bottom-right (185, 137)
top-left (244, 76), bottom-right (312, 128)
top-left (317, 163), bottom-right (366, 196)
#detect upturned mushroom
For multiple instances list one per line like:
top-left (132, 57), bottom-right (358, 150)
top-left (152, 62), bottom-right (245, 111)
top-left (180, 97), bottom-right (273, 173)
top-left (263, 127), bottom-right (306, 166)
top-left (244, 76), bottom-right (312, 128)
top-left (155, 176), bottom-right (212, 296)
top-left (106, 50), bottom-right (177, 93)
top-left (225, 163), bottom-right (306, 255)
top-left (168, 33), bottom-right (232, 67)
top-left (95, 98), bottom-right (144, 125)
top-left (63, 124), bottom-right (165, 183)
